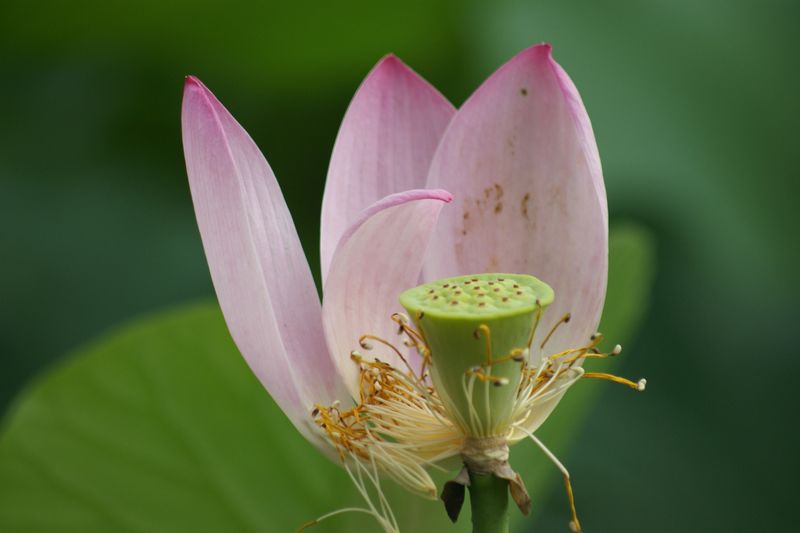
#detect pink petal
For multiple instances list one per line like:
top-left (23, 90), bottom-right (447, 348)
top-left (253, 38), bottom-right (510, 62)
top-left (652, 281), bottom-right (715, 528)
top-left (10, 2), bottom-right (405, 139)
top-left (425, 44), bottom-right (608, 354)
top-left (181, 77), bottom-right (346, 445)
top-left (320, 55), bottom-right (455, 283)
top-left (322, 189), bottom-right (453, 399)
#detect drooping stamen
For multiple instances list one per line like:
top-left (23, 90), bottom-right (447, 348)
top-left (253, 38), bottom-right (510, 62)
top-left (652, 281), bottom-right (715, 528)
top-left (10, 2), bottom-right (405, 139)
top-left (514, 425), bottom-right (582, 532)
top-left (300, 455), bottom-right (401, 533)
top-left (295, 507), bottom-right (395, 533)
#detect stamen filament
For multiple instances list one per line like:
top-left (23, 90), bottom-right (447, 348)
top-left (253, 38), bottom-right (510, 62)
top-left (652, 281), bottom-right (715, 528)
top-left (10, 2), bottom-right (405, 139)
top-left (294, 507), bottom-right (390, 533)
top-left (526, 298), bottom-right (544, 348)
top-left (515, 426), bottom-right (582, 532)
top-left (474, 324), bottom-right (493, 364)
top-left (540, 312), bottom-right (571, 349)
top-left (583, 372), bottom-right (647, 391)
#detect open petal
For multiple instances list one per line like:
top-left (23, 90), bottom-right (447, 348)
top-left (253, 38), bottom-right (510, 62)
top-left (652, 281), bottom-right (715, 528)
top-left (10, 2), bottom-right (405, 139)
top-left (182, 77), bottom-right (346, 445)
top-left (320, 55), bottom-right (455, 283)
top-left (425, 44), bottom-right (608, 354)
top-left (323, 189), bottom-right (453, 400)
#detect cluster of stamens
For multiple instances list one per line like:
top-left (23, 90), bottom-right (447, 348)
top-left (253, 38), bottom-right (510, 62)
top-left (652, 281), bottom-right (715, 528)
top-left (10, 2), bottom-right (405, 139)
top-left (305, 275), bottom-right (646, 533)
top-left (309, 316), bottom-right (462, 512)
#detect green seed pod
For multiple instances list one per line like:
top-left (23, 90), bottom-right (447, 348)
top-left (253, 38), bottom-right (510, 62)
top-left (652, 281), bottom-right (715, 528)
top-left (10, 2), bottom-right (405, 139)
top-left (400, 273), bottom-right (553, 437)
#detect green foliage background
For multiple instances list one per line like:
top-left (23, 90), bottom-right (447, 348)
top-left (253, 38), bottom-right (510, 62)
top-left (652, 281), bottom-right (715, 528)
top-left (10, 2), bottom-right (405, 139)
top-left (1, 0), bottom-right (797, 531)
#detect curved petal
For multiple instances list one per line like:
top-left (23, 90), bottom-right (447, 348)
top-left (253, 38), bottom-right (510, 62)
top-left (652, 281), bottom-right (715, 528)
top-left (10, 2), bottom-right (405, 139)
top-left (323, 189), bottom-right (453, 399)
top-left (320, 55), bottom-right (455, 283)
top-left (181, 77), bottom-right (346, 445)
top-left (425, 44), bottom-right (608, 354)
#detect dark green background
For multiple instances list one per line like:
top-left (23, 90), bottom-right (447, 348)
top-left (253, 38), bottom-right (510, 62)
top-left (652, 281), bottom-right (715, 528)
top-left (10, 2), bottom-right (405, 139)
top-left (1, 0), bottom-right (797, 531)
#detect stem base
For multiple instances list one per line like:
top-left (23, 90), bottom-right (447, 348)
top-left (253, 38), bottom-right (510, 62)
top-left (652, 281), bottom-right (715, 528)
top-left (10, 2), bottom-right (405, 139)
top-left (468, 472), bottom-right (509, 533)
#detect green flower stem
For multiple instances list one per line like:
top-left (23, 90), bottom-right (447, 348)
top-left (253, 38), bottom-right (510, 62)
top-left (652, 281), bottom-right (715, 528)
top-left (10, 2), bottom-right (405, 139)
top-left (469, 472), bottom-right (509, 533)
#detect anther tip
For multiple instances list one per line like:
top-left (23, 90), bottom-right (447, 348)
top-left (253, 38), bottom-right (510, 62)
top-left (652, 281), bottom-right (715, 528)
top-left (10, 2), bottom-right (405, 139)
top-left (569, 521), bottom-right (581, 532)
top-left (637, 378), bottom-right (647, 391)
top-left (611, 344), bottom-right (622, 355)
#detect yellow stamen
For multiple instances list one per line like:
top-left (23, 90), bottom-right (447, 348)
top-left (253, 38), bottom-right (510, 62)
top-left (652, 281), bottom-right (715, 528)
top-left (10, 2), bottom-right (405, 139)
top-left (473, 324), bottom-right (493, 364)
top-left (540, 312), bottom-right (571, 349)
top-left (565, 476), bottom-right (581, 532)
top-left (526, 298), bottom-right (544, 348)
top-left (583, 372), bottom-right (647, 391)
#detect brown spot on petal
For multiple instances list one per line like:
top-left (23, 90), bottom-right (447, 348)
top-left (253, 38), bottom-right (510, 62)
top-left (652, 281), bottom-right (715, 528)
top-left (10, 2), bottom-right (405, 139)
top-left (494, 202), bottom-right (503, 214)
top-left (521, 192), bottom-right (530, 218)
top-left (461, 208), bottom-right (472, 236)
top-left (520, 87), bottom-right (528, 96)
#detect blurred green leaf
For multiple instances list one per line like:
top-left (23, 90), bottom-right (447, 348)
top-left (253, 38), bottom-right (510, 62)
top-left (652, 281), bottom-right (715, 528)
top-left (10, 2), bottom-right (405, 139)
top-left (510, 222), bottom-right (655, 531)
top-left (0, 303), bottom-right (467, 533)
top-left (0, 0), bottom-right (463, 96)
top-left (597, 222), bottom-right (656, 346)
top-left (0, 223), bottom-right (653, 532)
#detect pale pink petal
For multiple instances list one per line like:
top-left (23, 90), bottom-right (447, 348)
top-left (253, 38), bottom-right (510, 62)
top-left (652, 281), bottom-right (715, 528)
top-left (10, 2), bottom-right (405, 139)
top-left (425, 44), bottom-right (607, 355)
top-left (323, 189), bottom-right (453, 399)
top-left (182, 77), bottom-right (347, 445)
top-left (320, 55), bottom-right (455, 283)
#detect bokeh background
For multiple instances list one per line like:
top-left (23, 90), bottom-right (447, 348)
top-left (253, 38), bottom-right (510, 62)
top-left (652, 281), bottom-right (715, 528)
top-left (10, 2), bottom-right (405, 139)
top-left (1, 0), bottom-right (798, 531)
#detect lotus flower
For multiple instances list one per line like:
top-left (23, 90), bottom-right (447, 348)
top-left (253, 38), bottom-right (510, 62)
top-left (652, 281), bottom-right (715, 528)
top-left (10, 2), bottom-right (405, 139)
top-left (181, 44), bottom-right (644, 532)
